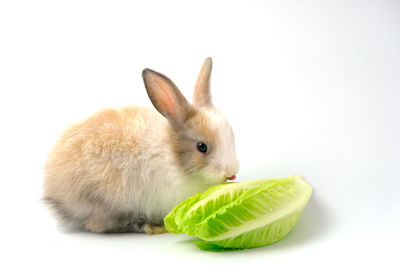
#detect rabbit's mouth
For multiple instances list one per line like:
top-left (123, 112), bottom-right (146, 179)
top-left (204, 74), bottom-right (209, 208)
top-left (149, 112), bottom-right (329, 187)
top-left (226, 175), bottom-right (236, 181)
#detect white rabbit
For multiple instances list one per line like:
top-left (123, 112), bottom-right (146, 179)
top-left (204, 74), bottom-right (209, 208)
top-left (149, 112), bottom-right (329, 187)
top-left (43, 58), bottom-right (239, 234)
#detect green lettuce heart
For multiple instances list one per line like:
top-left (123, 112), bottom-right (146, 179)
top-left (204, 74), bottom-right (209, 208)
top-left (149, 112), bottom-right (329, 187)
top-left (164, 175), bottom-right (312, 251)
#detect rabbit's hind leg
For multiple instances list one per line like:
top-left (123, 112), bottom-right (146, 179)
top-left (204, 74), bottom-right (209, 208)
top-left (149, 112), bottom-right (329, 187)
top-left (83, 216), bottom-right (111, 233)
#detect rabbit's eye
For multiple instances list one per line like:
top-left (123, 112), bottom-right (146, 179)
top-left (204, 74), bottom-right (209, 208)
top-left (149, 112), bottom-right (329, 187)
top-left (197, 142), bottom-right (208, 153)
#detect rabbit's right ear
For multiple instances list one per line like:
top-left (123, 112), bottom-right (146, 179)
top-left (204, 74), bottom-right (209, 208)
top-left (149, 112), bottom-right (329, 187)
top-left (193, 57), bottom-right (213, 108)
top-left (142, 69), bottom-right (193, 128)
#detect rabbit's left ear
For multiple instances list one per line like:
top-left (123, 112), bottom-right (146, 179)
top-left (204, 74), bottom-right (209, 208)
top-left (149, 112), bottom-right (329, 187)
top-left (193, 57), bottom-right (213, 107)
top-left (142, 69), bottom-right (192, 128)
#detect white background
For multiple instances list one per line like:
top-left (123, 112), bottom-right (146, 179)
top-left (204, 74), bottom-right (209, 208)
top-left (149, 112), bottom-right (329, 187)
top-left (1, 0), bottom-right (399, 266)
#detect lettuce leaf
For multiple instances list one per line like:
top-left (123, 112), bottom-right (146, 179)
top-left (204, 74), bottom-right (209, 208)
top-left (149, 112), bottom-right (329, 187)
top-left (164, 176), bottom-right (312, 251)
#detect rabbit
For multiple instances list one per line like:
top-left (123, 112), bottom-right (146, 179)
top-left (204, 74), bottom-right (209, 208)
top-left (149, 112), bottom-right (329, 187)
top-left (43, 57), bottom-right (240, 234)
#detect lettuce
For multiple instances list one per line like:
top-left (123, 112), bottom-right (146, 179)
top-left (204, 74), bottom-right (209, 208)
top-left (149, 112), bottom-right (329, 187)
top-left (164, 175), bottom-right (312, 251)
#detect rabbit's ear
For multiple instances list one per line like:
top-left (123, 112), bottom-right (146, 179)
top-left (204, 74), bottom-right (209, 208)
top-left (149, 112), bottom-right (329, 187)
top-left (143, 69), bottom-right (192, 127)
top-left (193, 57), bottom-right (213, 107)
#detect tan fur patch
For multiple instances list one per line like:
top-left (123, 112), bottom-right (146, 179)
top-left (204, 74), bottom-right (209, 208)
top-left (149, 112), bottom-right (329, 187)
top-left (169, 108), bottom-right (219, 175)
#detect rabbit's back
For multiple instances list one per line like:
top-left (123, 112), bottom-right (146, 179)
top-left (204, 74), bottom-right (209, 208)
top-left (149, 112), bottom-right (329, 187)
top-left (43, 106), bottom-right (170, 228)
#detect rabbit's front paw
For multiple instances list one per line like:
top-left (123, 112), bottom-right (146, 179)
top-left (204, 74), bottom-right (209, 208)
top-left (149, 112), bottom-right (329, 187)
top-left (143, 223), bottom-right (168, 235)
